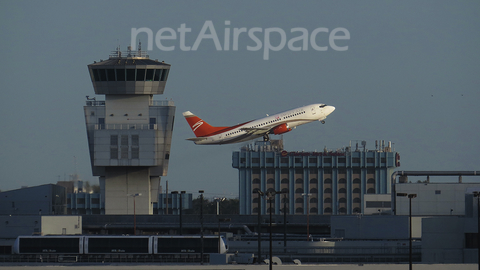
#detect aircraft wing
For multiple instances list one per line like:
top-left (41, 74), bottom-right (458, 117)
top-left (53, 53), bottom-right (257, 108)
top-left (240, 127), bottom-right (271, 135)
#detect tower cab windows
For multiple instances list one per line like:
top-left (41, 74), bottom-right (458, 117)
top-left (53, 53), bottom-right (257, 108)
top-left (92, 68), bottom-right (169, 82)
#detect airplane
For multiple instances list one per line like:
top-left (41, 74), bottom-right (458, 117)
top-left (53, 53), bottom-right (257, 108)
top-left (183, 103), bottom-right (335, 145)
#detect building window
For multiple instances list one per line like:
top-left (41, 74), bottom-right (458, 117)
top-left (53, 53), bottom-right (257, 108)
top-left (339, 178), bottom-right (347, 184)
top-left (353, 188), bottom-right (361, 194)
top-left (110, 148), bottom-right (118, 159)
top-left (116, 69), bottom-right (125, 81)
top-left (353, 178), bottom-right (361, 184)
top-left (353, 198), bottom-right (361, 203)
top-left (324, 178), bottom-right (332, 184)
top-left (295, 158), bottom-right (302, 163)
top-left (310, 197), bottom-right (318, 203)
top-left (131, 135), bottom-right (139, 146)
top-left (309, 157), bottom-right (316, 163)
top-left (132, 147), bottom-right (139, 159)
top-left (296, 207), bottom-right (303, 213)
top-left (352, 158), bottom-right (360, 163)
top-left (339, 198), bottom-right (346, 203)
top-left (267, 178), bottom-right (275, 184)
top-left (266, 158), bottom-right (274, 163)
top-left (339, 188), bottom-right (346, 193)
top-left (324, 188), bottom-right (332, 193)
top-left (281, 178), bottom-right (289, 184)
top-left (310, 178), bottom-right (317, 184)
top-left (295, 188), bottom-right (304, 194)
top-left (324, 158), bottom-right (332, 163)
top-left (295, 178), bottom-right (303, 184)
top-left (367, 178), bottom-right (375, 184)
top-left (121, 147), bottom-right (128, 159)
top-left (324, 198), bottom-right (332, 203)
top-left (253, 178), bottom-right (260, 184)
top-left (281, 158), bottom-right (288, 163)
top-left (367, 188), bottom-right (375, 194)
top-left (435, 190), bottom-right (441, 195)
top-left (324, 207), bottom-right (332, 213)
top-left (252, 158), bottom-right (260, 163)
top-left (310, 188), bottom-right (318, 194)
top-left (110, 135), bottom-right (118, 146)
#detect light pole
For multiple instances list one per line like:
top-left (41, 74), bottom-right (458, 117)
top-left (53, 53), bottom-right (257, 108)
top-left (397, 192), bottom-right (416, 270)
top-left (302, 193), bottom-right (312, 241)
top-left (128, 193), bottom-right (142, 235)
top-left (283, 193), bottom-right (288, 253)
top-left (171, 191), bottom-right (180, 234)
top-left (180, 191), bottom-right (185, 235)
top-left (199, 190), bottom-right (204, 265)
top-left (266, 190), bottom-right (286, 270)
top-left (473, 191), bottom-right (480, 270)
top-left (214, 197), bottom-right (226, 253)
top-left (255, 190), bottom-right (265, 263)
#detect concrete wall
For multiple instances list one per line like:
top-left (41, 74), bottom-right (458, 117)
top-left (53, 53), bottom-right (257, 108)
top-left (41, 216), bottom-right (82, 235)
top-left (422, 217), bottom-right (466, 263)
top-left (396, 183), bottom-right (480, 216)
top-left (330, 215), bottom-right (422, 240)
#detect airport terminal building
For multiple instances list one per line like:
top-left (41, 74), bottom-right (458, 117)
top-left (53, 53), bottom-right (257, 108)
top-left (233, 140), bottom-right (400, 215)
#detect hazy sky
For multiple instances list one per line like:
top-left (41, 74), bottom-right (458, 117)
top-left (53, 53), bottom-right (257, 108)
top-left (1, 1), bottom-right (479, 198)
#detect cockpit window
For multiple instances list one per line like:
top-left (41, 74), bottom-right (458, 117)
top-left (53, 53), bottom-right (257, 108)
top-left (319, 104), bottom-right (327, 108)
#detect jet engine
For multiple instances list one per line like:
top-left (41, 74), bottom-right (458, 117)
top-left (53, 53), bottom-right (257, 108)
top-left (273, 123), bottom-right (292, 135)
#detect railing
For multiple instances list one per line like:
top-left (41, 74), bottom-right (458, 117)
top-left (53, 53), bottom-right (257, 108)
top-left (85, 100), bottom-right (174, 106)
top-left (85, 101), bottom-right (105, 106)
top-left (150, 100), bottom-right (174, 106)
top-left (94, 124), bottom-right (157, 130)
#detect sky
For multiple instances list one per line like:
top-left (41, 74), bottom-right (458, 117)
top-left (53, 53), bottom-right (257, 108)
top-left (0, 1), bottom-right (479, 198)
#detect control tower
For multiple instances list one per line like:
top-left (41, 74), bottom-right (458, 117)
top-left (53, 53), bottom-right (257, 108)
top-left (84, 45), bottom-right (175, 215)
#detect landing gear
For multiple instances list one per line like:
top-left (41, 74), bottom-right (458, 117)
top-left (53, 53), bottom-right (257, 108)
top-left (263, 133), bottom-right (270, 142)
top-left (321, 120), bottom-right (326, 124)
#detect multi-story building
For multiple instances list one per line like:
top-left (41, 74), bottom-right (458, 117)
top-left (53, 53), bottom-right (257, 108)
top-left (233, 140), bottom-right (400, 215)
top-left (84, 45), bottom-right (175, 214)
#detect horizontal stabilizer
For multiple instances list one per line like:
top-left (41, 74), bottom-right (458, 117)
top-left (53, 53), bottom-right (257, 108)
top-left (186, 137), bottom-right (208, 142)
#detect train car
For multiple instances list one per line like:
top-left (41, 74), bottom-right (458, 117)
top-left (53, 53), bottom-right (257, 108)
top-left (84, 235), bottom-right (152, 254)
top-left (12, 235), bottom-right (84, 254)
top-left (153, 235), bottom-right (228, 254)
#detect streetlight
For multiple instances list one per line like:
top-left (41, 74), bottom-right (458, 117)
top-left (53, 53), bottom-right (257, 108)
top-left (214, 197), bottom-right (226, 253)
top-left (282, 192), bottom-right (288, 253)
top-left (128, 193), bottom-right (142, 235)
top-left (180, 191), bottom-right (185, 235)
top-left (397, 192), bottom-right (416, 270)
top-left (473, 191), bottom-right (480, 270)
top-left (199, 190), bottom-right (204, 265)
top-left (302, 193), bottom-right (312, 241)
top-left (265, 190), bottom-right (286, 270)
top-left (254, 189), bottom-right (265, 263)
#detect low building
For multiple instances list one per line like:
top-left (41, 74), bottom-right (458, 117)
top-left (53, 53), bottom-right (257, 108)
top-left (0, 184), bottom-right (66, 215)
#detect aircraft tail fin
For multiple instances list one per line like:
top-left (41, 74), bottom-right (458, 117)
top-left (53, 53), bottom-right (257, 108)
top-left (183, 111), bottom-right (228, 137)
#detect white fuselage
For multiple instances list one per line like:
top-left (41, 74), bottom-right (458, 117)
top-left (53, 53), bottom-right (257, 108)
top-left (195, 104), bottom-right (335, 145)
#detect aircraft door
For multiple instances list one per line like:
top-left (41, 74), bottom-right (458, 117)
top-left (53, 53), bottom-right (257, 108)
top-left (311, 106), bottom-right (317, 115)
